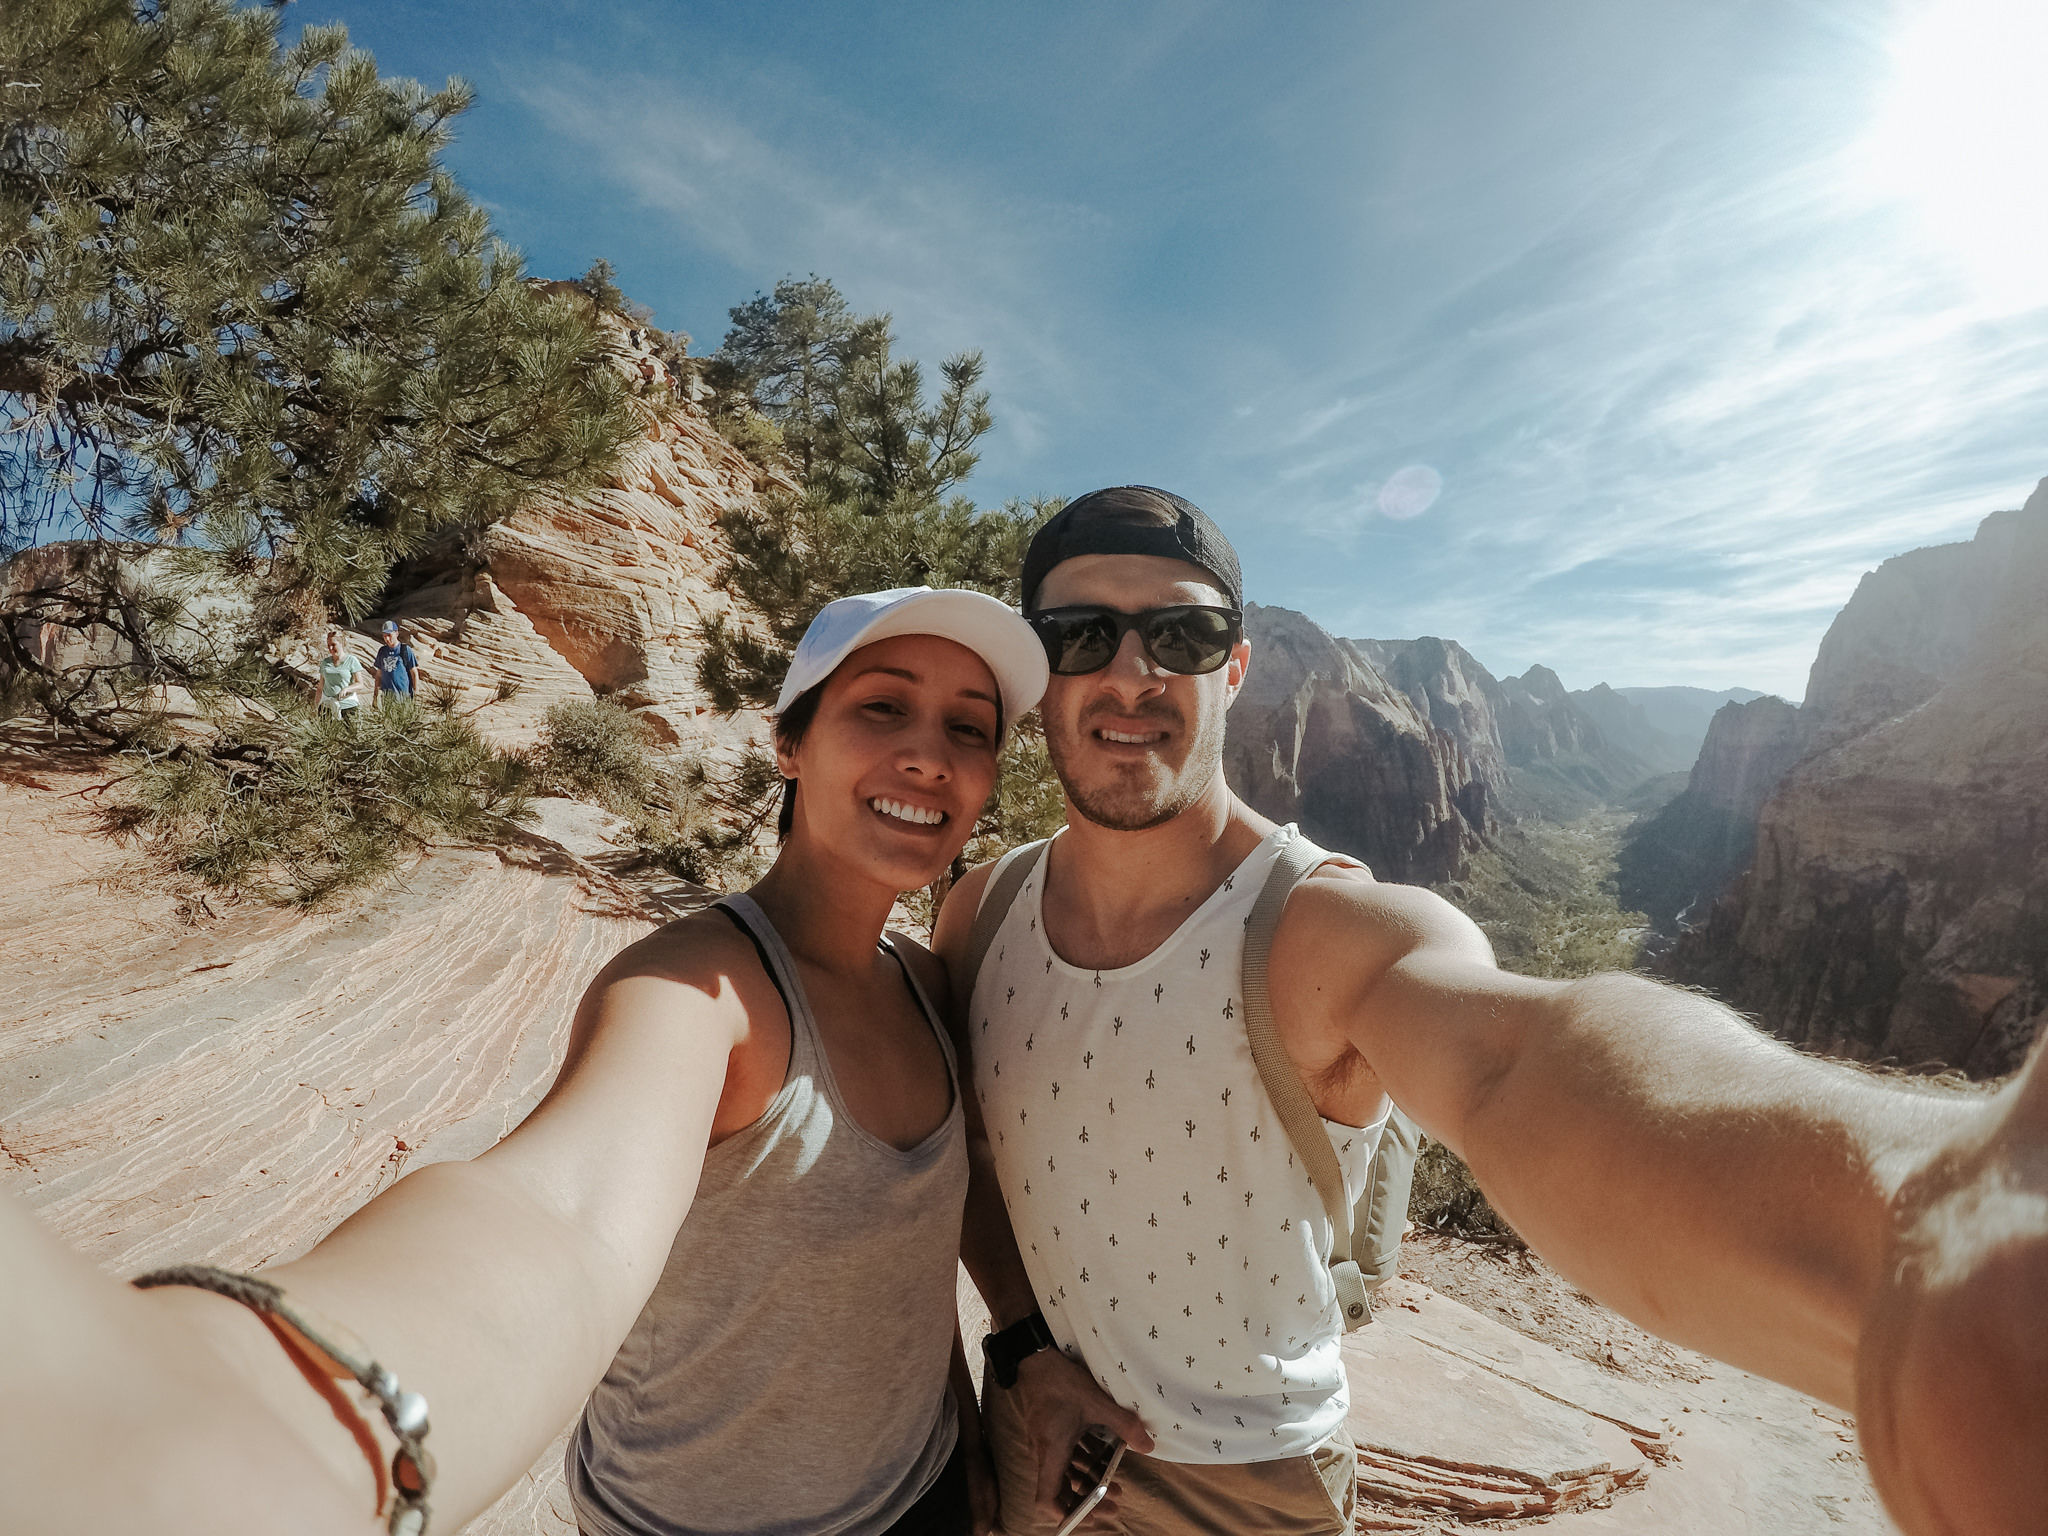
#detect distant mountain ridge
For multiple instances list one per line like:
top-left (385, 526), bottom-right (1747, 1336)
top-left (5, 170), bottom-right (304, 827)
top-left (1221, 607), bottom-right (1692, 886)
top-left (1350, 639), bottom-right (1675, 822)
top-left (1224, 607), bottom-right (1494, 885)
top-left (1610, 686), bottom-right (1766, 769)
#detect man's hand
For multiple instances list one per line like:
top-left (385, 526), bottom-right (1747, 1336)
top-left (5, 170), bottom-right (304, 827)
top-left (1011, 1348), bottom-right (1154, 1517)
top-left (965, 1439), bottom-right (1000, 1536)
top-left (1857, 1041), bottom-right (2048, 1534)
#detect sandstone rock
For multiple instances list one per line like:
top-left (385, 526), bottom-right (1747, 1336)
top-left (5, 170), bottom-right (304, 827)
top-left (1353, 638), bottom-right (1662, 822)
top-left (1349, 1279), bottom-right (1892, 1534)
top-left (378, 402), bottom-right (790, 757)
top-left (1227, 606), bottom-right (1489, 883)
top-left (3, 353), bottom-right (788, 768)
top-left (1618, 695), bottom-right (1803, 931)
top-left (1662, 479), bottom-right (2048, 1075)
top-left (0, 539), bottom-right (254, 688)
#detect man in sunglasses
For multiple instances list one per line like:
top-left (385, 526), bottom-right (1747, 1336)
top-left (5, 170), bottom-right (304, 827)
top-left (934, 485), bottom-right (2046, 1536)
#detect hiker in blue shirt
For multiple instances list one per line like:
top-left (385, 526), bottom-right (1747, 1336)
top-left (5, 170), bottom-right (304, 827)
top-left (374, 619), bottom-right (426, 706)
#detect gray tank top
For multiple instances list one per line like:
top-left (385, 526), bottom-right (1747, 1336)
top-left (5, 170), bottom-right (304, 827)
top-left (568, 894), bottom-right (968, 1536)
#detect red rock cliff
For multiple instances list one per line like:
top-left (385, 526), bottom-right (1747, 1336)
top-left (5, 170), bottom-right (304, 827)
top-left (1226, 605), bottom-right (1490, 883)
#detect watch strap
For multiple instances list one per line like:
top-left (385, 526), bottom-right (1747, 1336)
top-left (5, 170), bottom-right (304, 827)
top-left (981, 1309), bottom-right (1056, 1389)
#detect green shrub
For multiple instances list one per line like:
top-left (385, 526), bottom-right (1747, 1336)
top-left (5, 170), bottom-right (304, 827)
top-left (534, 699), bottom-right (771, 889)
top-left (108, 694), bottom-right (533, 907)
top-left (535, 699), bottom-right (656, 813)
top-left (621, 744), bottom-right (776, 890)
top-left (1407, 1136), bottom-right (1520, 1246)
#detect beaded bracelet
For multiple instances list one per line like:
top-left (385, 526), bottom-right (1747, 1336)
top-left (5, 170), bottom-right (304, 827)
top-left (132, 1264), bottom-right (435, 1535)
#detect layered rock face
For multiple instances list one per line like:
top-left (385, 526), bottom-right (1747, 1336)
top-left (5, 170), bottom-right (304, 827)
top-left (1226, 606), bottom-right (1490, 883)
top-left (1358, 639), bottom-right (1664, 820)
top-left (1350, 635), bottom-right (1513, 794)
top-left (0, 540), bottom-right (255, 684)
top-left (1663, 481), bottom-right (2048, 1075)
top-left (1617, 695), bottom-right (1802, 930)
top-left (2, 315), bottom-right (788, 761)
top-left (377, 361), bottom-right (794, 753)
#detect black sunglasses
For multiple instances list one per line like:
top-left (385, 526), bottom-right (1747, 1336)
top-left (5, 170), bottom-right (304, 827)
top-left (1027, 605), bottom-right (1244, 677)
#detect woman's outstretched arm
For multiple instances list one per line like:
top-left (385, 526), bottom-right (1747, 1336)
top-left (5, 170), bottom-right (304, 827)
top-left (2, 1188), bottom-right (367, 1535)
top-left (2, 914), bottom-right (775, 1533)
top-left (256, 917), bottom-right (777, 1523)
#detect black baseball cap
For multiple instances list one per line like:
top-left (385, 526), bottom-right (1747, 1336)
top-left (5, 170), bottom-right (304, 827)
top-left (1021, 486), bottom-right (1243, 612)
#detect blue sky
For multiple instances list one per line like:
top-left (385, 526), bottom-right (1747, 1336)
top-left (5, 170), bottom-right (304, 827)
top-left (321, 0), bottom-right (2048, 698)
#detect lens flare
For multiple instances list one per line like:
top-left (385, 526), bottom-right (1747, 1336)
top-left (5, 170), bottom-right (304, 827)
top-left (1376, 465), bottom-right (1443, 520)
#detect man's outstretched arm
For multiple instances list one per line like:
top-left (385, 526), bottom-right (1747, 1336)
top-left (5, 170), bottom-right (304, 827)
top-left (1272, 874), bottom-right (2046, 1531)
top-left (1273, 874), bottom-right (1993, 1401)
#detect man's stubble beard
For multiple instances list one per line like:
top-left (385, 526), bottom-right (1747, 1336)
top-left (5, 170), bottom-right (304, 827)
top-left (1048, 698), bottom-right (1231, 833)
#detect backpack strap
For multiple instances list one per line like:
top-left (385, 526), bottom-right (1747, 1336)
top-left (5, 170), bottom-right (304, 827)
top-left (1241, 832), bottom-right (1377, 1330)
top-left (953, 839), bottom-right (1050, 1032)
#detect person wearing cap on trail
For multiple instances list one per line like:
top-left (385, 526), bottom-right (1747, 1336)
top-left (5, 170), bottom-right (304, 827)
top-left (4, 587), bottom-right (1048, 1536)
top-left (934, 486), bottom-right (2048, 1536)
top-left (374, 619), bottom-right (425, 706)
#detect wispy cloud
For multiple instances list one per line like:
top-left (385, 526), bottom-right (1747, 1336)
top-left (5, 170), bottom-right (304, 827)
top-left (508, 65), bottom-right (1120, 472)
top-left (419, 0), bottom-right (2048, 697)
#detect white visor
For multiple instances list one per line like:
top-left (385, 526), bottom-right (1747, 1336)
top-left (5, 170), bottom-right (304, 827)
top-left (773, 587), bottom-right (1048, 721)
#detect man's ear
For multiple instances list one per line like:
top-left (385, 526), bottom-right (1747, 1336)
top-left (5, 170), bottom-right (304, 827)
top-left (1223, 637), bottom-right (1252, 705)
top-left (773, 738), bottom-right (800, 782)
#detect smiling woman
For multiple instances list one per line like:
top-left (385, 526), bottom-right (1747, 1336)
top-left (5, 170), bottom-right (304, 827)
top-left (768, 587), bottom-right (1035, 849)
top-left (3, 588), bottom-right (1048, 1536)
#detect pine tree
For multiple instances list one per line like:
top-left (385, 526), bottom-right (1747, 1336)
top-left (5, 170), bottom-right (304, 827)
top-left (695, 277), bottom-right (1061, 896)
top-left (816, 317), bottom-right (992, 518)
top-left (712, 275), bottom-right (851, 483)
top-left (0, 0), bottom-right (638, 617)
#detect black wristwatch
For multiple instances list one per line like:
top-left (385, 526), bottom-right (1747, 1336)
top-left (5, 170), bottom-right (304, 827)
top-left (981, 1310), bottom-right (1057, 1389)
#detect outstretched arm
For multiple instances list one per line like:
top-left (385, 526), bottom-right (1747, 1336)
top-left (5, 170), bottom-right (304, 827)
top-left (1, 1189), bottom-right (366, 1535)
top-left (1274, 875), bottom-right (1980, 1400)
top-left (1272, 874), bottom-right (2046, 1530)
top-left (2, 917), bottom-right (766, 1533)
top-left (252, 922), bottom-right (761, 1523)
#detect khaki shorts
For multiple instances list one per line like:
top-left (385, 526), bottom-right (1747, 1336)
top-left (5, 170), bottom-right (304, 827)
top-left (983, 1377), bottom-right (1356, 1536)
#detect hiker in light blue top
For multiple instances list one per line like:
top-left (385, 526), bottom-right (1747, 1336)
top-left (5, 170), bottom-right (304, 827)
top-left (312, 629), bottom-right (364, 725)
top-left (374, 618), bottom-right (424, 704)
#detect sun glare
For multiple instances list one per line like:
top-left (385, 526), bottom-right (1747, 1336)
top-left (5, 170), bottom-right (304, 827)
top-left (1862, 0), bottom-right (2048, 312)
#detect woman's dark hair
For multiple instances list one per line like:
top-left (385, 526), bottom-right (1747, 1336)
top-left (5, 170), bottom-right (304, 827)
top-left (773, 681), bottom-right (828, 840)
top-left (771, 669), bottom-right (1005, 841)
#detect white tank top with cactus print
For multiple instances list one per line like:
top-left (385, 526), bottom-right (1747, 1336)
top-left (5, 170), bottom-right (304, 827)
top-left (970, 823), bottom-right (1385, 1463)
